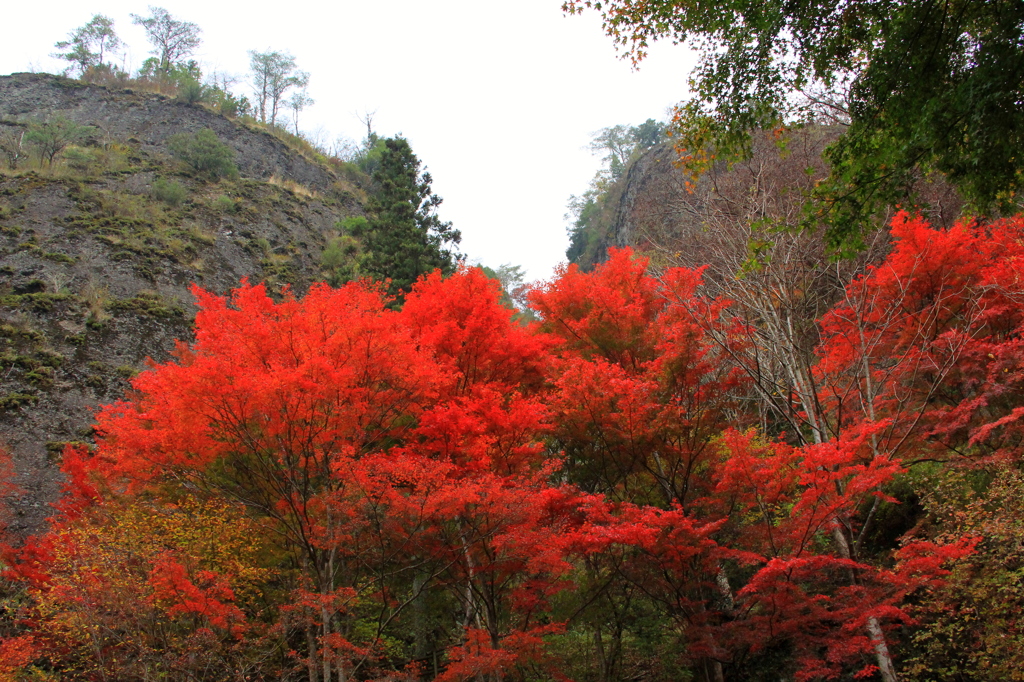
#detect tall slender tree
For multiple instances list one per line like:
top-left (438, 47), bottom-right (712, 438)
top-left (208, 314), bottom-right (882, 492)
top-left (248, 50), bottom-right (307, 127)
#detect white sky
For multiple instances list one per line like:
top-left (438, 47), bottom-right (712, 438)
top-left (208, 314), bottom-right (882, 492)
top-left (1, 0), bottom-right (696, 282)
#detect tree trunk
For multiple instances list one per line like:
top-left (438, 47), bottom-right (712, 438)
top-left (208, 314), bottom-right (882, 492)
top-left (831, 523), bottom-right (898, 681)
top-left (867, 616), bottom-right (898, 682)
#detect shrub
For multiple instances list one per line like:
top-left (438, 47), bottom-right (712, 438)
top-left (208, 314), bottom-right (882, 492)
top-left (176, 79), bottom-right (209, 105)
top-left (151, 178), bottom-right (188, 206)
top-left (62, 146), bottom-right (95, 172)
top-left (212, 195), bottom-right (236, 213)
top-left (0, 127), bottom-right (28, 170)
top-left (25, 117), bottom-right (94, 166)
top-left (167, 129), bottom-right (238, 180)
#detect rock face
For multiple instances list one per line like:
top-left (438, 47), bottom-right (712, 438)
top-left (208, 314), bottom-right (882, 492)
top-left (0, 73), bottom-right (365, 533)
top-left (573, 127), bottom-right (963, 275)
top-left (566, 142), bottom-right (683, 273)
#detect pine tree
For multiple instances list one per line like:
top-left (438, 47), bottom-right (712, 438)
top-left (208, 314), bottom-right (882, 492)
top-left (351, 137), bottom-right (461, 299)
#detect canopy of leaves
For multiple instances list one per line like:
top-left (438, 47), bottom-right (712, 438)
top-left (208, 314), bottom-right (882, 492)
top-left (5, 213), bottom-right (1024, 680)
top-left (51, 14), bottom-right (121, 76)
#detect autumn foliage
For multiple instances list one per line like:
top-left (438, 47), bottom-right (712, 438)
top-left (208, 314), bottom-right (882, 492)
top-left (2, 213), bottom-right (1024, 680)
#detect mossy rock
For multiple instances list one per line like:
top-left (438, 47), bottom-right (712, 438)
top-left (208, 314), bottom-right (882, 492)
top-left (108, 291), bottom-right (186, 319)
top-left (0, 392), bottom-right (38, 410)
top-left (0, 292), bottom-right (75, 313)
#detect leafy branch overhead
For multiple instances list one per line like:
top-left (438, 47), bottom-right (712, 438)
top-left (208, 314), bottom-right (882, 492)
top-left (565, 0), bottom-right (1024, 250)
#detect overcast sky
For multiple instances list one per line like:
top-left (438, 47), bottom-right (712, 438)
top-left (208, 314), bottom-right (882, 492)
top-left (1, 0), bottom-right (696, 282)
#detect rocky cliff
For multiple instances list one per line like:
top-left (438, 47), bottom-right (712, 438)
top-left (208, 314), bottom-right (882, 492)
top-left (0, 73), bottom-right (365, 532)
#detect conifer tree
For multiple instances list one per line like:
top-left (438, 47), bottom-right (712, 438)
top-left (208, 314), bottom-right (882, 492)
top-left (351, 136), bottom-right (461, 298)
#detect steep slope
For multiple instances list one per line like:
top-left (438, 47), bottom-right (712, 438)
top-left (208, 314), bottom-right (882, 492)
top-left (571, 126), bottom-right (963, 274)
top-left (0, 73), bottom-right (365, 532)
top-left (0, 73), bottom-right (339, 191)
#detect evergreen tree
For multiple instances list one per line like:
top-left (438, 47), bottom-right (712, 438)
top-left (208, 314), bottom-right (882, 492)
top-left (351, 136), bottom-right (461, 299)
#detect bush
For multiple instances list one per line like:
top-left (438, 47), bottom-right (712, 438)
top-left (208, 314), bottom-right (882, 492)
top-left (151, 178), bottom-right (188, 206)
top-left (322, 234), bottom-right (359, 270)
top-left (25, 117), bottom-right (94, 166)
top-left (167, 129), bottom-right (238, 180)
top-left (212, 195), bottom-right (236, 213)
top-left (176, 79), bottom-right (209, 105)
top-left (219, 96), bottom-right (239, 117)
top-left (0, 127), bottom-right (28, 170)
top-left (62, 146), bottom-right (94, 172)
top-left (212, 90), bottom-right (243, 118)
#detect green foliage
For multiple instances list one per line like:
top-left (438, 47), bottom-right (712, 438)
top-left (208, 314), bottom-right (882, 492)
top-left (62, 146), bottom-right (94, 172)
top-left (211, 194), bottom-right (236, 213)
top-left (573, 0), bottom-right (1024, 250)
top-left (0, 323), bottom-right (44, 347)
top-left (41, 250), bottom-right (76, 264)
top-left (108, 291), bottom-right (185, 319)
top-left (115, 365), bottom-right (140, 379)
top-left (175, 77), bottom-right (210, 105)
top-left (25, 117), bottom-right (94, 166)
top-left (566, 119), bottom-right (665, 267)
top-left (351, 134), bottom-right (386, 176)
top-left (590, 119), bottom-right (665, 179)
top-left (167, 129), bottom-right (238, 180)
top-left (285, 88), bottom-right (314, 135)
top-left (137, 57), bottom-right (201, 85)
top-left (52, 14), bottom-right (121, 76)
top-left (0, 291), bottom-right (74, 312)
top-left (45, 441), bottom-right (91, 457)
top-left (211, 89), bottom-right (244, 118)
top-left (0, 392), bottom-right (38, 410)
top-left (322, 218), bottom-right (365, 286)
top-left (565, 186), bottom-right (611, 266)
top-left (248, 50), bottom-right (308, 127)
top-left (54, 143), bottom-right (130, 176)
top-left (477, 263), bottom-right (536, 322)
top-left (63, 185), bottom-right (212, 277)
top-left (354, 137), bottom-right (462, 299)
top-left (151, 178), bottom-right (188, 206)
